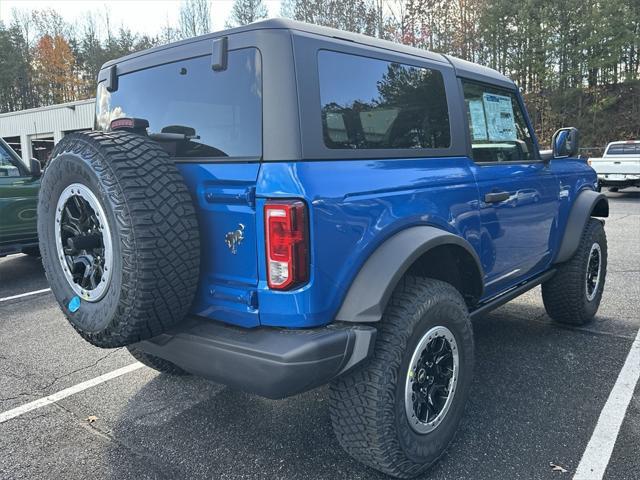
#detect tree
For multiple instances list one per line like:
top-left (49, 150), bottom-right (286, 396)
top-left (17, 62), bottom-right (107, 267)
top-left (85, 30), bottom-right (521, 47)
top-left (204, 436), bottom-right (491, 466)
top-left (280, 0), bottom-right (378, 35)
top-left (32, 34), bottom-right (80, 104)
top-left (226, 0), bottom-right (269, 28)
top-left (0, 13), bottom-right (36, 112)
top-left (179, 0), bottom-right (211, 38)
top-left (31, 8), bottom-right (72, 39)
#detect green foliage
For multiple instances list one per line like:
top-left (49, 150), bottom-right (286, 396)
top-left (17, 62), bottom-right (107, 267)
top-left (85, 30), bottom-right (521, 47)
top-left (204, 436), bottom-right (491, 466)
top-left (525, 81), bottom-right (640, 151)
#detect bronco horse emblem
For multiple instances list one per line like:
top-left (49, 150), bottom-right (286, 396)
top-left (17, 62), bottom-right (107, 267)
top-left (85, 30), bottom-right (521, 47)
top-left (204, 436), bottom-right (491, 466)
top-left (225, 224), bottom-right (245, 254)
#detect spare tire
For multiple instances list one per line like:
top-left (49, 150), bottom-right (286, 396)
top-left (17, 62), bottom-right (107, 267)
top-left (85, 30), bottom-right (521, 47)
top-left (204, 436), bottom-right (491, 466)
top-left (38, 131), bottom-right (200, 348)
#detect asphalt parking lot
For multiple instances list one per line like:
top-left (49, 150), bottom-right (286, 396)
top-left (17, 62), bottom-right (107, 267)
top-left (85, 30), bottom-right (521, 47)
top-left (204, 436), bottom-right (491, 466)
top-left (1, 189), bottom-right (638, 480)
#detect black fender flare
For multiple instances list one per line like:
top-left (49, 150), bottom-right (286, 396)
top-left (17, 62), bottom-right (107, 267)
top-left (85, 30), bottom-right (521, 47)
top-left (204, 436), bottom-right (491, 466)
top-left (335, 226), bottom-right (484, 323)
top-left (554, 189), bottom-right (609, 264)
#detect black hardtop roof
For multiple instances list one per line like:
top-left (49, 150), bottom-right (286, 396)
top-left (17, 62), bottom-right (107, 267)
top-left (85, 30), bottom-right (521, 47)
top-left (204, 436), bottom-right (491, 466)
top-left (101, 18), bottom-right (515, 89)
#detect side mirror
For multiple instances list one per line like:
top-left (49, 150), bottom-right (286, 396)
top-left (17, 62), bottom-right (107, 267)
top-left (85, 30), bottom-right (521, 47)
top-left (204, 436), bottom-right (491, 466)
top-left (552, 127), bottom-right (580, 159)
top-left (30, 158), bottom-right (42, 178)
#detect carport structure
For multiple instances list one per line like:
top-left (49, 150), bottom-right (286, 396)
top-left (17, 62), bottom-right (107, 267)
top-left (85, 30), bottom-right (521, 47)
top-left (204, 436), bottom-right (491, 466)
top-left (0, 98), bottom-right (95, 167)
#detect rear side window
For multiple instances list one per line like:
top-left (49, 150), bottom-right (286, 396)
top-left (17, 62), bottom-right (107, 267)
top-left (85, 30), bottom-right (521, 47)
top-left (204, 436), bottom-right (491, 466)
top-left (462, 81), bottom-right (537, 163)
top-left (96, 48), bottom-right (262, 159)
top-left (606, 144), bottom-right (640, 155)
top-left (318, 50), bottom-right (450, 150)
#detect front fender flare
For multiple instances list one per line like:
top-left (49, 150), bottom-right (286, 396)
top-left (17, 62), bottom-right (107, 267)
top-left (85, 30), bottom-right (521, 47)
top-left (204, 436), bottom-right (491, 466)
top-left (554, 189), bottom-right (608, 264)
top-left (335, 226), bottom-right (483, 323)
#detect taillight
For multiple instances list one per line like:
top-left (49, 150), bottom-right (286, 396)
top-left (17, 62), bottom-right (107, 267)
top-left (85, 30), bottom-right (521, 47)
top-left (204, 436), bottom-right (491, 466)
top-left (265, 200), bottom-right (309, 290)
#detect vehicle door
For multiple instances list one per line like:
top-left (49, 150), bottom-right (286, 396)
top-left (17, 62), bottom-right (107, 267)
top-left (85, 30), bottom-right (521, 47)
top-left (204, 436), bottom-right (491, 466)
top-left (461, 80), bottom-right (560, 297)
top-left (0, 141), bottom-right (39, 251)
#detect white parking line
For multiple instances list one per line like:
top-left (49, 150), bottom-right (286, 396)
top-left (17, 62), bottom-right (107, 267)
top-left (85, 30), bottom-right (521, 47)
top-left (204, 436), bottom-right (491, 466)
top-left (573, 327), bottom-right (640, 480)
top-left (0, 288), bottom-right (51, 303)
top-left (0, 362), bottom-right (144, 424)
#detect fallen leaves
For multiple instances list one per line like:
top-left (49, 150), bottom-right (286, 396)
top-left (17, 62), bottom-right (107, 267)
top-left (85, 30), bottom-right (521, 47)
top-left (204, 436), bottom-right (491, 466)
top-left (85, 415), bottom-right (98, 423)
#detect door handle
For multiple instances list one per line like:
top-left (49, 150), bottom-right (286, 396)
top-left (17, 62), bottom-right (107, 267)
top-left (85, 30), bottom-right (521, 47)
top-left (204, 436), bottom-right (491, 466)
top-left (484, 191), bottom-right (510, 203)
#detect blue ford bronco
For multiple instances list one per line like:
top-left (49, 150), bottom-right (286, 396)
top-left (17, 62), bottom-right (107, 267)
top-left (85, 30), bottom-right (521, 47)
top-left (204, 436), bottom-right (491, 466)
top-left (38, 20), bottom-right (609, 478)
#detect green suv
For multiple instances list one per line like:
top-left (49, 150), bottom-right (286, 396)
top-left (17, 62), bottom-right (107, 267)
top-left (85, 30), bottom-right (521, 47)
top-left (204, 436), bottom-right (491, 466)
top-left (0, 138), bottom-right (41, 257)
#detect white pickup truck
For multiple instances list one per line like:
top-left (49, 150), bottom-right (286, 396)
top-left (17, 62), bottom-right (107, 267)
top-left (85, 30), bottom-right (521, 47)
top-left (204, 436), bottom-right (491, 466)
top-left (590, 140), bottom-right (640, 192)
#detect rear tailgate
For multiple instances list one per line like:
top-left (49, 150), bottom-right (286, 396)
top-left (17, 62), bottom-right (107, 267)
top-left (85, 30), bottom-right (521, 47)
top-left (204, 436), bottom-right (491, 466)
top-left (591, 142), bottom-right (640, 176)
top-left (591, 156), bottom-right (640, 176)
top-left (178, 163), bottom-right (260, 327)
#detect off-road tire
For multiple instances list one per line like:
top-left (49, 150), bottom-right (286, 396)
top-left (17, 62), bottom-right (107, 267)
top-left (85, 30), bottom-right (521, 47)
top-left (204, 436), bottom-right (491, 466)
top-left (127, 345), bottom-right (189, 375)
top-left (542, 218), bottom-right (607, 325)
top-left (329, 277), bottom-right (474, 479)
top-left (38, 131), bottom-right (200, 348)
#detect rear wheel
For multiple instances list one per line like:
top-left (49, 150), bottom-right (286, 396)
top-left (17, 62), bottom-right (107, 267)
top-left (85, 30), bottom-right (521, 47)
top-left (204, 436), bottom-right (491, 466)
top-left (330, 277), bottom-right (474, 478)
top-left (38, 131), bottom-right (200, 348)
top-left (542, 218), bottom-right (607, 325)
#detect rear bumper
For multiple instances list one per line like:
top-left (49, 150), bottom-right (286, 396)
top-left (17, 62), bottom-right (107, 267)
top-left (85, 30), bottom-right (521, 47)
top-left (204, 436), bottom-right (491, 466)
top-left (597, 174), bottom-right (640, 186)
top-left (136, 317), bottom-right (376, 399)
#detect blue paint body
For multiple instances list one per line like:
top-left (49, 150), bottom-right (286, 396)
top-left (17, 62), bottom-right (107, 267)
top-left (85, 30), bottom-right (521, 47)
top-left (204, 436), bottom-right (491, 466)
top-left (176, 151), bottom-right (597, 329)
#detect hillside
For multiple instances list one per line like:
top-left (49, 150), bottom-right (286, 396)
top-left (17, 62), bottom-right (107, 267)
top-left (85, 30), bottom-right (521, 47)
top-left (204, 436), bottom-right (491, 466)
top-left (525, 81), bottom-right (640, 155)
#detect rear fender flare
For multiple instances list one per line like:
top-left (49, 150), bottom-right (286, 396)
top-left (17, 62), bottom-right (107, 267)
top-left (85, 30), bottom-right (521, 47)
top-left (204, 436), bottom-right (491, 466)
top-left (335, 226), bottom-right (483, 323)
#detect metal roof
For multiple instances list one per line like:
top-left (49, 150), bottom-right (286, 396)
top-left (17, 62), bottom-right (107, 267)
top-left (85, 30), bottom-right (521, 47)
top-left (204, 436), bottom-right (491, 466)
top-left (0, 98), bottom-right (95, 138)
top-left (0, 98), bottom-right (95, 119)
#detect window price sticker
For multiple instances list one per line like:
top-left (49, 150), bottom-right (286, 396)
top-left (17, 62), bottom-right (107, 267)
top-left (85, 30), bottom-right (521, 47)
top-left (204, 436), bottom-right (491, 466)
top-left (482, 93), bottom-right (517, 141)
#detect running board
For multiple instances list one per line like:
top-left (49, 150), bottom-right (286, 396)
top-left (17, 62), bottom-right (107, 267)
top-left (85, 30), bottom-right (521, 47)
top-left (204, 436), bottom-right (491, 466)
top-left (469, 269), bottom-right (556, 320)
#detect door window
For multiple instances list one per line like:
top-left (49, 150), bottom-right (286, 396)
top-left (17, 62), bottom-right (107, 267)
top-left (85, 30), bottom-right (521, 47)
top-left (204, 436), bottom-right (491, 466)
top-left (0, 144), bottom-right (22, 177)
top-left (462, 81), bottom-right (537, 163)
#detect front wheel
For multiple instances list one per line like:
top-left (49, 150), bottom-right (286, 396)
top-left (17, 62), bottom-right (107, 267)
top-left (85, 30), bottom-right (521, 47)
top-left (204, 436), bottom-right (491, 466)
top-left (542, 218), bottom-right (607, 325)
top-left (329, 277), bottom-right (474, 478)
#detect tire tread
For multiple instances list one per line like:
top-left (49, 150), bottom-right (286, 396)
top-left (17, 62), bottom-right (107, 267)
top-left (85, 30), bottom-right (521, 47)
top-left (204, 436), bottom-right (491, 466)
top-left (41, 131), bottom-right (200, 347)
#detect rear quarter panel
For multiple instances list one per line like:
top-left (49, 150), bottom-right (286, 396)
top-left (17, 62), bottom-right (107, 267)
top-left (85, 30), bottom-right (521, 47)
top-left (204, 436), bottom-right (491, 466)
top-left (256, 157), bottom-right (481, 327)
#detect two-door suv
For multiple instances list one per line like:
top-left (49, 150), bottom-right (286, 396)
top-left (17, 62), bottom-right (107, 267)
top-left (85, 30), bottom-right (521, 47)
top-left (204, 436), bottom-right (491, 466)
top-left (38, 20), bottom-right (609, 478)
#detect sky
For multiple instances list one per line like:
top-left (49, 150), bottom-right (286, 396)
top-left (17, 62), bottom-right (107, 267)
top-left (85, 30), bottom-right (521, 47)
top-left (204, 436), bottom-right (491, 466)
top-left (0, 0), bottom-right (283, 37)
